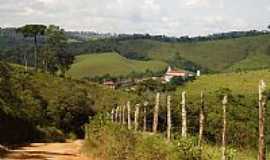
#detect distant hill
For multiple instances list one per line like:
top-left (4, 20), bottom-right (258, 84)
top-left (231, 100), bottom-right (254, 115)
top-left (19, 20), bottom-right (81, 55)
top-left (67, 52), bottom-right (168, 79)
top-left (1, 27), bottom-right (270, 74)
top-left (115, 34), bottom-right (270, 72)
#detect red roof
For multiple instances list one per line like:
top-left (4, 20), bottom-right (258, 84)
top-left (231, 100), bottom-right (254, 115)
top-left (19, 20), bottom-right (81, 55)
top-left (166, 69), bottom-right (187, 76)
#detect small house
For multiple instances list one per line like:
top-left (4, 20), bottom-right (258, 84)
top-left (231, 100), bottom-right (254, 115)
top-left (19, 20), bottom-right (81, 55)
top-left (164, 66), bottom-right (194, 82)
top-left (103, 80), bottom-right (116, 89)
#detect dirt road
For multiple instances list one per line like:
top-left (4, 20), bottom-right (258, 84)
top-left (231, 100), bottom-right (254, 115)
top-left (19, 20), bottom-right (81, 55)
top-left (2, 140), bottom-right (90, 160)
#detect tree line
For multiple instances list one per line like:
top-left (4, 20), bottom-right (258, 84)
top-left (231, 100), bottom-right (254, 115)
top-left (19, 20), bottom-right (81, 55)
top-left (0, 25), bottom-right (74, 76)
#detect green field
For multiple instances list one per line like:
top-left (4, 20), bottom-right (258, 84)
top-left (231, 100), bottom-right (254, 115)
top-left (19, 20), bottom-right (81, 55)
top-left (67, 52), bottom-right (168, 79)
top-left (117, 34), bottom-right (270, 72)
top-left (179, 70), bottom-right (270, 97)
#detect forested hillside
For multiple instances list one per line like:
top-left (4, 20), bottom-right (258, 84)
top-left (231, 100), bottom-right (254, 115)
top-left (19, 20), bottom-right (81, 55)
top-left (0, 62), bottom-right (132, 144)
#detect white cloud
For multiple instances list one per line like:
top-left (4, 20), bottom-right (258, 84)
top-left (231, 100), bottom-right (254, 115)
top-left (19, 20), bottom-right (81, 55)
top-left (0, 0), bottom-right (268, 36)
top-left (184, 0), bottom-right (210, 8)
top-left (183, 0), bottom-right (224, 8)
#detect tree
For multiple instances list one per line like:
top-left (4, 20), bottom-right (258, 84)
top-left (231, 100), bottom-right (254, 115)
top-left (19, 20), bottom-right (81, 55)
top-left (43, 25), bottom-right (74, 76)
top-left (17, 25), bottom-right (47, 70)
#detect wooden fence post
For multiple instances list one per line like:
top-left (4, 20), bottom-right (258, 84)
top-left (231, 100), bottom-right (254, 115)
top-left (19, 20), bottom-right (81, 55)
top-left (153, 93), bottom-right (160, 133)
top-left (111, 108), bottom-right (115, 123)
top-left (198, 91), bottom-right (205, 147)
top-left (143, 101), bottom-right (148, 132)
top-left (115, 106), bottom-right (119, 123)
top-left (119, 106), bottom-right (122, 124)
top-left (221, 95), bottom-right (228, 160)
top-left (127, 101), bottom-right (132, 130)
top-left (258, 80), bottom-right (267, 160)
top-left (122, 104), bottom-right (126, 125)
top-left (182, 91), bottom-right (187, 138)
top-left (134, 104), bottom-right (140, 131)
top-left (167, 95), bottom-right (171, 142)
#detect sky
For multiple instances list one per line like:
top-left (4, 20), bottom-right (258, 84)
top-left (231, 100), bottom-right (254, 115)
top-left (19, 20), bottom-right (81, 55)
top-left (0, 0), bottom-right (270, 36)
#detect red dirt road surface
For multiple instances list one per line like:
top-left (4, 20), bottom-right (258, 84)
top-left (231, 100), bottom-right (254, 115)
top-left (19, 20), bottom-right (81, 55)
top-left (2, 140), bottom-right (90, 160)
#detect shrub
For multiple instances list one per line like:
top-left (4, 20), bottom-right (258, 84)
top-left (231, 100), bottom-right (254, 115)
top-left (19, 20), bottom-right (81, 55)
top-left (83, 114), bottom-right (203, 160)
top-left (173, 136), bottom-right (202, 160)
top-left (134, 134), bottom-right (180, 160)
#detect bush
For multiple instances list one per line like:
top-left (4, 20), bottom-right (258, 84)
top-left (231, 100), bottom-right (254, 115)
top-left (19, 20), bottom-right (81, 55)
top-left (134, 134), bottom-right (180, 160)
top-left (83, 114), bottom-right (203, 160)
top-left (174, 136), bottom-right (202, 160)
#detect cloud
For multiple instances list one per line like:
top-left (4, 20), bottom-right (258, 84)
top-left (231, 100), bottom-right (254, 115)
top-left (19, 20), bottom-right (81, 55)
top-left (182, 0), bottom-right (224, 8)
top-left (0, 0), bottom-right (268, 36)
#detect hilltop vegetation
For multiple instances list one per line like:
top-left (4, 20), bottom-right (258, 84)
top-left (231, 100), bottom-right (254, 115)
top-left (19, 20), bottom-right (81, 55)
top-left (115, 34), bottom-right (270, 72)
top-left (1, 27), bottom-right (270, 77)
top-left (64, 34), bottom-right (270, 75)
top-left (67, 52), bottom-right (167, 79)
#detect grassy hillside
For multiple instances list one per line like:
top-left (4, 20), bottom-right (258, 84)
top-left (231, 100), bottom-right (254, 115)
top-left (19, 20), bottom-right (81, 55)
top-left (117, 34), bottom-right (270, 72)
top-left (173, 70), bottom-right (270, 150)
top-left (181, 70), bottom-right (270, 96)
top-left (67, 52), bottom-right (168, 79)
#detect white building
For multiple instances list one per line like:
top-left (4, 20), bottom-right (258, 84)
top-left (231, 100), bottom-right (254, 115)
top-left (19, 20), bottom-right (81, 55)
top-left (164, 66), bottom-right (194, 82)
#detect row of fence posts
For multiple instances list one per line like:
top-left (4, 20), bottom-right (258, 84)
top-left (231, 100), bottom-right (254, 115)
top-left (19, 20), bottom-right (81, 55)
top-left (110, 80), bottom-right (268, 160)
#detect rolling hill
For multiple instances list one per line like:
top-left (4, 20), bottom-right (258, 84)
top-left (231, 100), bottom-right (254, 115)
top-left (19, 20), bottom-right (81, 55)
top-left (67, 52), bottom-right (168, 79)
top-left (180, 69), bottom-right (270, 97)
top-left (116, 34), bottom-right (270, 72)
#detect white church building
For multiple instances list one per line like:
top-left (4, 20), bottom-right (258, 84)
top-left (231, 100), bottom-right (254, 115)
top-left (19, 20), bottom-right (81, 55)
top-left (164, 66), bottom-right (198, 82)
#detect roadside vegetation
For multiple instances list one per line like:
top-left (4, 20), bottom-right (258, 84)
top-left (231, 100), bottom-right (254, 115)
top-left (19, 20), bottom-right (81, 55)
top-left (0, 62), bottom-right (131, 144)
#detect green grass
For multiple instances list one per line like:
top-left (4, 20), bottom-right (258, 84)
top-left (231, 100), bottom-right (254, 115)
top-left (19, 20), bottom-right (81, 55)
top-left (180, 70), bottom-right (270, 97)
top-left (228, 53), bottom-right (270, 71)
top-left (67, 52), bottom-right (168, 79)
top-left (118, 34), bottom-right (270, 72)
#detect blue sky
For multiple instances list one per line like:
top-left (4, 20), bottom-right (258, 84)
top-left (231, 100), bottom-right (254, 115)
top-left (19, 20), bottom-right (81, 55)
top-left (0, 0), bottom-right (269, 36)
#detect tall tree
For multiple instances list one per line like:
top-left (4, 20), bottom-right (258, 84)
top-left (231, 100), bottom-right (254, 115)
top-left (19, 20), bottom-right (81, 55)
top-left (17, 25), bottom-right (47, 70)
top-left (44, 25), bottom-right (74, 76)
